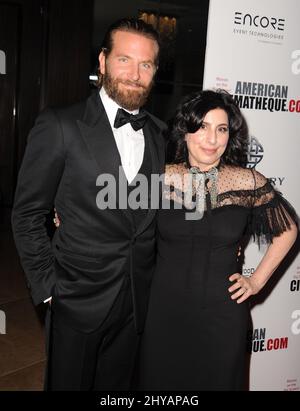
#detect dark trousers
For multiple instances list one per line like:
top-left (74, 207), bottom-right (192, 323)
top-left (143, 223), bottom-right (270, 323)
top-left (45, 276), bottom-right (139, 391)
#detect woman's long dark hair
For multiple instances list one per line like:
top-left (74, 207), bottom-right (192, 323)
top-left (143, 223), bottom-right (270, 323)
top-left (166, 89), bottom-right (249, 167)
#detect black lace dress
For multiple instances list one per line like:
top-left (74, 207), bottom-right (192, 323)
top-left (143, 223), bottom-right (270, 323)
top-left (137, 163), bottom-right (297, 391)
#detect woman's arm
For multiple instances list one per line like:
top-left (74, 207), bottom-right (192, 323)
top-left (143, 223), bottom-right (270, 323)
top-left (229, 223), bottom-right (298, 303)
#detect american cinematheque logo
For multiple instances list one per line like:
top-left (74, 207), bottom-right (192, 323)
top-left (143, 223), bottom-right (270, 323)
top-left (233, 81), bottom-right (300, 113)
top-left (247, 328), bottom-right (288, 353)
top-left (233, 11), bottom-right (285, 43)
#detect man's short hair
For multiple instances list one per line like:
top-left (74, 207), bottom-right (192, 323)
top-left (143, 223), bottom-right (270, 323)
top-left (101, 17), bottom-right (160, 65)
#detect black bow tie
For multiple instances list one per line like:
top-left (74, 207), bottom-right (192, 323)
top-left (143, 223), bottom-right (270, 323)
top-left (114, 108), bottom-right (148, 131)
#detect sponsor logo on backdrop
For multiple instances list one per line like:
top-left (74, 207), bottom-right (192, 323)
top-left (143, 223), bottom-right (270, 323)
top-left (233, 81), bottom-right (300, 113)
top-left (233, 11), bottom-right (285, 44)
top-left (234, 12), bottom-right (285, 31)
top-left (243, 137), bottom-right (285, 187)
top-left (291, 50), bottom-right (300, 75)
top-left (268, 177), bottom-right (285, 187)
top-left (247, 136), bottom-right (263, 168)
top-left (290, 267), bottom-right (300, 292)
top-left (243, 267), bottom-right (255, 277)
top-left (284, 378), bottom-right (300, 391)
top-left (247, 328), bottom-right (288, 353)
top-left (0, 50), bottom-right (6, 75)
top-left (215, 76), bottom-right (229, 90)
top-left (291, 310), bottom-right (300, 335)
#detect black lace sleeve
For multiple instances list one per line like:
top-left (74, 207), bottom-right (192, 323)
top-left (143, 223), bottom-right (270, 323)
top-left (247, 179), bottom-right (299, 244)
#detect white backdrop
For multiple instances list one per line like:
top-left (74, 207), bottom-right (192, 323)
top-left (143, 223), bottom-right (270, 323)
top-left (203, 0), bottom-right (300, 391)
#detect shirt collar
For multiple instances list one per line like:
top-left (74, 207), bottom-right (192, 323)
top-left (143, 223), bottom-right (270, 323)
top-left (99, 87), bottom-right (139, 130)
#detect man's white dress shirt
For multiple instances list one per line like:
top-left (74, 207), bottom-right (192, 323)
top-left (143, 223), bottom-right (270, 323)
top-left (100, 87), bottom-right (145, 184)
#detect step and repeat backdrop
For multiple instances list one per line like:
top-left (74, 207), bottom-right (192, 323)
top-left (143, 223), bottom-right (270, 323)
top-left (203, 0), bottom-right (300, 391)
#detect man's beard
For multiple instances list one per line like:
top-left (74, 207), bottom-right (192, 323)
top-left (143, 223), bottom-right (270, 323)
top-left (103, 71), bottom-right (153, 111)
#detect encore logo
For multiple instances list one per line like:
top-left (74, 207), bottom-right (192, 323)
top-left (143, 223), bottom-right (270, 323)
top-left (234, 12), bottom-right (285, 31)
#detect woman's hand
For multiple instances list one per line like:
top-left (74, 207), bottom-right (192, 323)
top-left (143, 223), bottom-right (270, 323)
top-left (53, 208), bottom-right (60, 228)
top-left (228, 273), bottom-right (262, 304)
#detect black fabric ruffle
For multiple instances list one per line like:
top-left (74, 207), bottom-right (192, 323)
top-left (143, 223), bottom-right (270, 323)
top-left (247, 189), bottom-right (299, 245)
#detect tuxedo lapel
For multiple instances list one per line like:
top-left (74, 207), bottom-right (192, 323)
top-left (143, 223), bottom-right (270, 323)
top-left (77, 92), bottom-right (134, 226)
top-left (135, 119), bottom-right (162, 237)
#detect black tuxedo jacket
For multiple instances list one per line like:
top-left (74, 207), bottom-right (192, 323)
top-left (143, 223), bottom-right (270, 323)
top-left (12, 91), bottom-right (166, 333)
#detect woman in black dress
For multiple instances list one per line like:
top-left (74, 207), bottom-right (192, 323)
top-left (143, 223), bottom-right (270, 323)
top-left (137, 89), bottom-right (298, 390)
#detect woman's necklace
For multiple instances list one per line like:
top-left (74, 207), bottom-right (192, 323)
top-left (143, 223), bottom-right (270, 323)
top-left (188, 165), bottom-right (219, 216)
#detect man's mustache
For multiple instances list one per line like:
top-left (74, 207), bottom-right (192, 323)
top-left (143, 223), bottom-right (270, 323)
top-left (120, 80), bottom-right (146, 89)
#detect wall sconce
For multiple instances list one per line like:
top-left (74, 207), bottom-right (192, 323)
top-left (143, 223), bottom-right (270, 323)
top-left (139, 11), bottom-right (177, 42)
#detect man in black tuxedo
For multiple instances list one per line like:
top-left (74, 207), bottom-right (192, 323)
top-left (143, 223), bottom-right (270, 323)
top-left (12, 18), bottom-right (165, 390)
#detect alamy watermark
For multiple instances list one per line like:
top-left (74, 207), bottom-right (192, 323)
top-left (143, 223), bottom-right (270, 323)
top-left (0, 50), bottom-right (6, 75)
top-left (0, 310), bottom-right (6, 334)
top-left (95, 167), bottom-right (207, 221)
